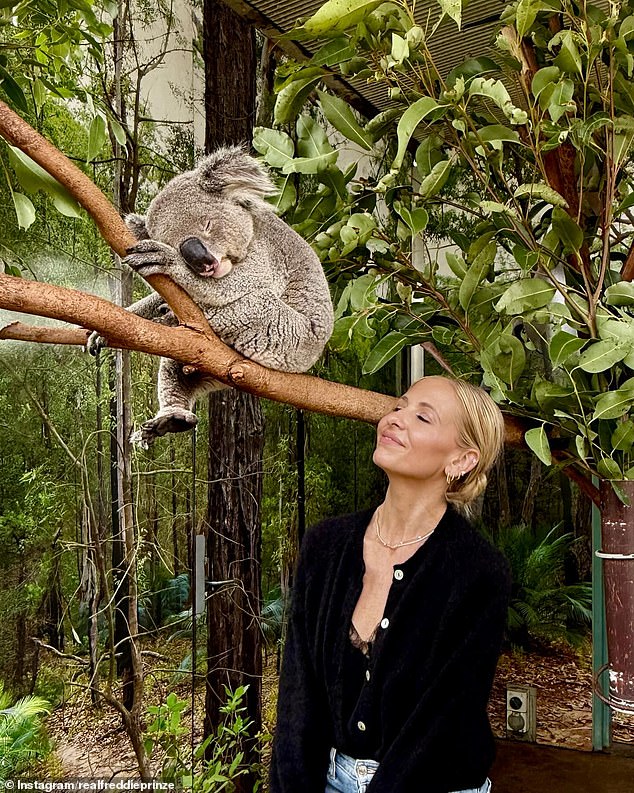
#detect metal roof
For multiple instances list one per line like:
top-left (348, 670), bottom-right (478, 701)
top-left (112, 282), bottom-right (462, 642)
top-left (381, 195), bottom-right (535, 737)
top-left (223, 0), bottom-right (511, 118)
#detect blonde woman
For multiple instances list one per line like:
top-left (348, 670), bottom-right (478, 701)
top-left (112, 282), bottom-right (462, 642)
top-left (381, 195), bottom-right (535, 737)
top-left (270, 376), bottom-right (512, 793)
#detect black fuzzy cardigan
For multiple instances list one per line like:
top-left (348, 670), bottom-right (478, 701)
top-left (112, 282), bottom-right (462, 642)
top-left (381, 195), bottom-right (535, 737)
top-left (269, 506), bottom-right (512, 793)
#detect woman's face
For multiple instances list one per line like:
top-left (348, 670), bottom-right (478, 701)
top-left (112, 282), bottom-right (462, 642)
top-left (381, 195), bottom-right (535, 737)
top-left (373, 377), bottom-right (478, 483)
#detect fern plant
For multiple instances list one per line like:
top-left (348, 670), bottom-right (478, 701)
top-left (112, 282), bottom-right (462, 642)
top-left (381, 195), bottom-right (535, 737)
top-left (0, 684), bottom-right (50, 780)
top-left (487, 525), bottom-right (592, 650)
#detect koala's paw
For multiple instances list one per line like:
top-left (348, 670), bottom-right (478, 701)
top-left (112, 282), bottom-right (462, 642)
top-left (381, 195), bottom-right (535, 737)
top-left (130, 408), bottom-right (198, 449)
top-left (86, 330), bottom-right (107, 356)
top-left (123, 239), bottom-right (178, 277)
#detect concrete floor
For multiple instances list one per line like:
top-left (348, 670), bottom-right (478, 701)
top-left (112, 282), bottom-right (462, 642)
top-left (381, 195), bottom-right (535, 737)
top-left (491, 739), bottom-right (634, 793)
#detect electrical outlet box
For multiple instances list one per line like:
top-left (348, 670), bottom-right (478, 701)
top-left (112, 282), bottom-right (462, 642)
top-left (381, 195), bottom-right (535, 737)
top-left (506, 683), bottom-right (537, 742)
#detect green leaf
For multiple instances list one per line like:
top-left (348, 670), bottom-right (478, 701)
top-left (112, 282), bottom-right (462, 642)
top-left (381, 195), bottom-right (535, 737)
top-left (592, 387), bottom-right (634, 421)
top-left (469, 77), bottom-right (528, 124)
top-left (87, 114), bottom-right (107, 162)
top-left (604, 281), bottom-right (634, 306)
top-left (0, 64), bottom-right (27, 112)
top-left (274, 73), bottom-right (321, 125)
top-left (350, 273), bottom-right (378, 310)
top-left (437, 0), bottom-right (462, 29)
top-left (12, 192), bottom-right (36, 229)
top-left (253, 127), bottom-right (295, 168)
top-left (531, 66), bottom-right (561, 99)
top-left (459, 241), bottom-right (495, 311)
top-left (446, 57), bottom-right (500, 87)
top-left (495, 278), bottom-right (555, 315)
top-left (311, 38), bottom-right (355, 66)
top-left (612, 420), bottom-right (634, 452)
top-left (577, 340), bottom-right (629, 372)
top-left (393, 97), bottom-right (442, 171)
top-left (525, 425), bottom-right (552, 466)
top-left (597, 457), bottom-right (623, 480)
top-left (362, 331), bottom-right (410, 375)
top-left (516, 0), bottom-right (538, 38)
top-left (303, 0), bottom-right (386, 36)
top-left (418, 159), bottom-right (452, 199)
top-left (317, 90), bottom-right (373, 150)
top-left (549, 330), bottom-right (586, 366)
top-left (486, 333), bottom-right (526, 386)
top-left (551, 207), bottom-right (583, 252)
top-left (445, 251), bottom-right (466, 277)
top-left (514, 182), bottom-right (568, 207)
top-left (394, 203), bottom-right (428, 235)
top-left (8, 147), bottom-right (82, 218)
top-left (297, 114), bottom-right (333, 158)
top-left (272, 175), bottom-right (296, 214)
top-left (109, 116), bottom-right (127, 146)
top-left (476, 125), bottom-right (520, 144)
top-left (391, 33), bottom-right (409, 64)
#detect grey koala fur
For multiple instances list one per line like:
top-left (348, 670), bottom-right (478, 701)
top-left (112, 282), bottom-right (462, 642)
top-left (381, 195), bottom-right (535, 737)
top-left (88, 146), bottom-right (334, 448)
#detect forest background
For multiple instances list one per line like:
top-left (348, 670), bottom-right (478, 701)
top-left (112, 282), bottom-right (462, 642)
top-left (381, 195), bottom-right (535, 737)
top-left (0, 0), bottom-right (626, 788)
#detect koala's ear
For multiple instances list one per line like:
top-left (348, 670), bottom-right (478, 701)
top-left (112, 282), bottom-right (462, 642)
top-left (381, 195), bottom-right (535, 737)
top-left (125, 213), bottom-right (150, 240)
top-left (197, 145), bottom-right (275, 201)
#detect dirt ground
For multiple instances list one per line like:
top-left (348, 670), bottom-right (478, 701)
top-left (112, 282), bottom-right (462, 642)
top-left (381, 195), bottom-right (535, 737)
top-left (47, 641), bottom-right (634, 785)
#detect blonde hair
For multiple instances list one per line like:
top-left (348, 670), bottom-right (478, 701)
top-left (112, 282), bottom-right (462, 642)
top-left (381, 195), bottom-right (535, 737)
top-left (435, 377), bottom-right (505, 511)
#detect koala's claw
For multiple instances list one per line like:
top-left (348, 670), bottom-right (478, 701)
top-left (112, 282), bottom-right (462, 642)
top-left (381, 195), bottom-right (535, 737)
top-left (123, 239), bottom-right (177, 276)
top-left (86, 330), bottom-right (107, 356)
top-left (130, 407), bottom-right (198, 449)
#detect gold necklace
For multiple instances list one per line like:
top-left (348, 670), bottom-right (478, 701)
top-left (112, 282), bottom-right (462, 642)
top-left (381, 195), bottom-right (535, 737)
top-left (374, 507), bottom-right (436, 550)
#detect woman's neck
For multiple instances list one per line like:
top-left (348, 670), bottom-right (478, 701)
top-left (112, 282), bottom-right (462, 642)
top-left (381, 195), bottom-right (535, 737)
top-left (378, 480), bottom-right (448, 546)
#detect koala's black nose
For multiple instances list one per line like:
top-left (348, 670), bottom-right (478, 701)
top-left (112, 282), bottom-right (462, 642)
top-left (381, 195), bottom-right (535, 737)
top-left (179, 237), bottom-right (216, 267)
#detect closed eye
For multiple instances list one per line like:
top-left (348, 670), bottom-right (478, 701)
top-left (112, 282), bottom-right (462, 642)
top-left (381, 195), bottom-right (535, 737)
top-left (417, 415), bottom-right (430, 423)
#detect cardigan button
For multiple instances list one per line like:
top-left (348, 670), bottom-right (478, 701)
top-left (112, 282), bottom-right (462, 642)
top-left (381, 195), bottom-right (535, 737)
top-left (394, 569), bottom-right (404, 581)
top-left (365, 669), bottom-right (371, 681)
top-left (357, 720), bottom-right (366, 731)
top-left (380, 617), bottom-right (390, 629)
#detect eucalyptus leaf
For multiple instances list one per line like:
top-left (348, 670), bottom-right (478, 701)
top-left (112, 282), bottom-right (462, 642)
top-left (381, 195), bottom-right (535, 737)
top-left (577, 340), bottom-right (629, 372)
top-left (597, 457), bottom-right (623, 480)
top-left (549, 330), bottom-right (586, 366)
top-left (604, 281), bottom-right (634, 306)
top-left (525, 425), bottom-right (552, 466)
top-left (253, 127), bottom-right (295, 168)
top-left (516, 0), bottom-right (538, 38)
top-left (418, 159), bottom-right (452, 199)
top-left (362, 331), bottom-right (411, 375)
top-left (437, 0), bottom-right (462, 29)
top-left (514, 182), bottom-right (568, 207)
top-left (495, 278), bottom-right (555, 315)
top-left (612, 420), bottom-right (634, 452)
top-left (12, 192), bottom-right (36, 230)
top-left (459, 242), bottom-right (495, 311)
top-left (393, 97), bottom-right (442, 171)
top-left (274, 73), bottom-right (321, 125)
top-left (592, 387), bottom-right (634, 421)
top-left (303, 0), bottom-right (386, 36)
top-left (469, 77), bottom-right (528, 124)
top-left (87, 114), bottom-right (107, 162)
top-left (317, 90), bottom-right (373, 150)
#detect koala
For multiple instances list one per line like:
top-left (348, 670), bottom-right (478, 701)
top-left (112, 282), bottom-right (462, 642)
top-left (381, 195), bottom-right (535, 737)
top-left (88, 146), bottom-right (334, 448)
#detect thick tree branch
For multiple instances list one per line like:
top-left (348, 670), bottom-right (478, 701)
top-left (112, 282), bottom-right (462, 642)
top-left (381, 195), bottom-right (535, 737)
top-left (0, 100), bottom-right (208, 331)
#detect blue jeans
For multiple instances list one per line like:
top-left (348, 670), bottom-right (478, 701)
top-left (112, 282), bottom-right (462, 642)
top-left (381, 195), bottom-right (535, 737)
top-left (324, 748), bottom-right (492, 793)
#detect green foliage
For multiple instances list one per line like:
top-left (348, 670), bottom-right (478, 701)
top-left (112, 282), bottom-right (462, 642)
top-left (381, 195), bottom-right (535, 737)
top-left (254, 0), bottom-right (634, 485)
top-left (0, 683), bottom-right (51, 781)
top-left (145, 686), bottom-right (267, 792)
top-left (488, 525), bottom-right (592, 650)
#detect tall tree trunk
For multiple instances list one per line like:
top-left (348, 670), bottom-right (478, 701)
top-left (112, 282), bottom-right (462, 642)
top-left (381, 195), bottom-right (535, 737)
top-left (202, 3), bottom-right (262, 787)
top-left (204, 391), bottom-right (264, 778)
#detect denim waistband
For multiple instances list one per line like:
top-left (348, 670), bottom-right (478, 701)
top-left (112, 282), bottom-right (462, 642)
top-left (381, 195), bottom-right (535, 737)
top-left (328, 747), bottom-right (380, 781)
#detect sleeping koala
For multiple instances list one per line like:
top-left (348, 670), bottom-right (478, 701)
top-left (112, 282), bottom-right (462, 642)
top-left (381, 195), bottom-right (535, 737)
top-left (88, 146), bottom-right (334, 448)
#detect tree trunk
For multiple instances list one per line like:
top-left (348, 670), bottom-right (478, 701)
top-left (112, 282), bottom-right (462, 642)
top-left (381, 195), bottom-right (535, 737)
top-left (203, 4), bottom-right (261, 786)
top-left (204, 390), bottom-right (264, 780)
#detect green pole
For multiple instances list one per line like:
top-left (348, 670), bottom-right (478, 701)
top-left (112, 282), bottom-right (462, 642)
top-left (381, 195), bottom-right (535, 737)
top-left (592, 491), bottom-right (611, 750)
